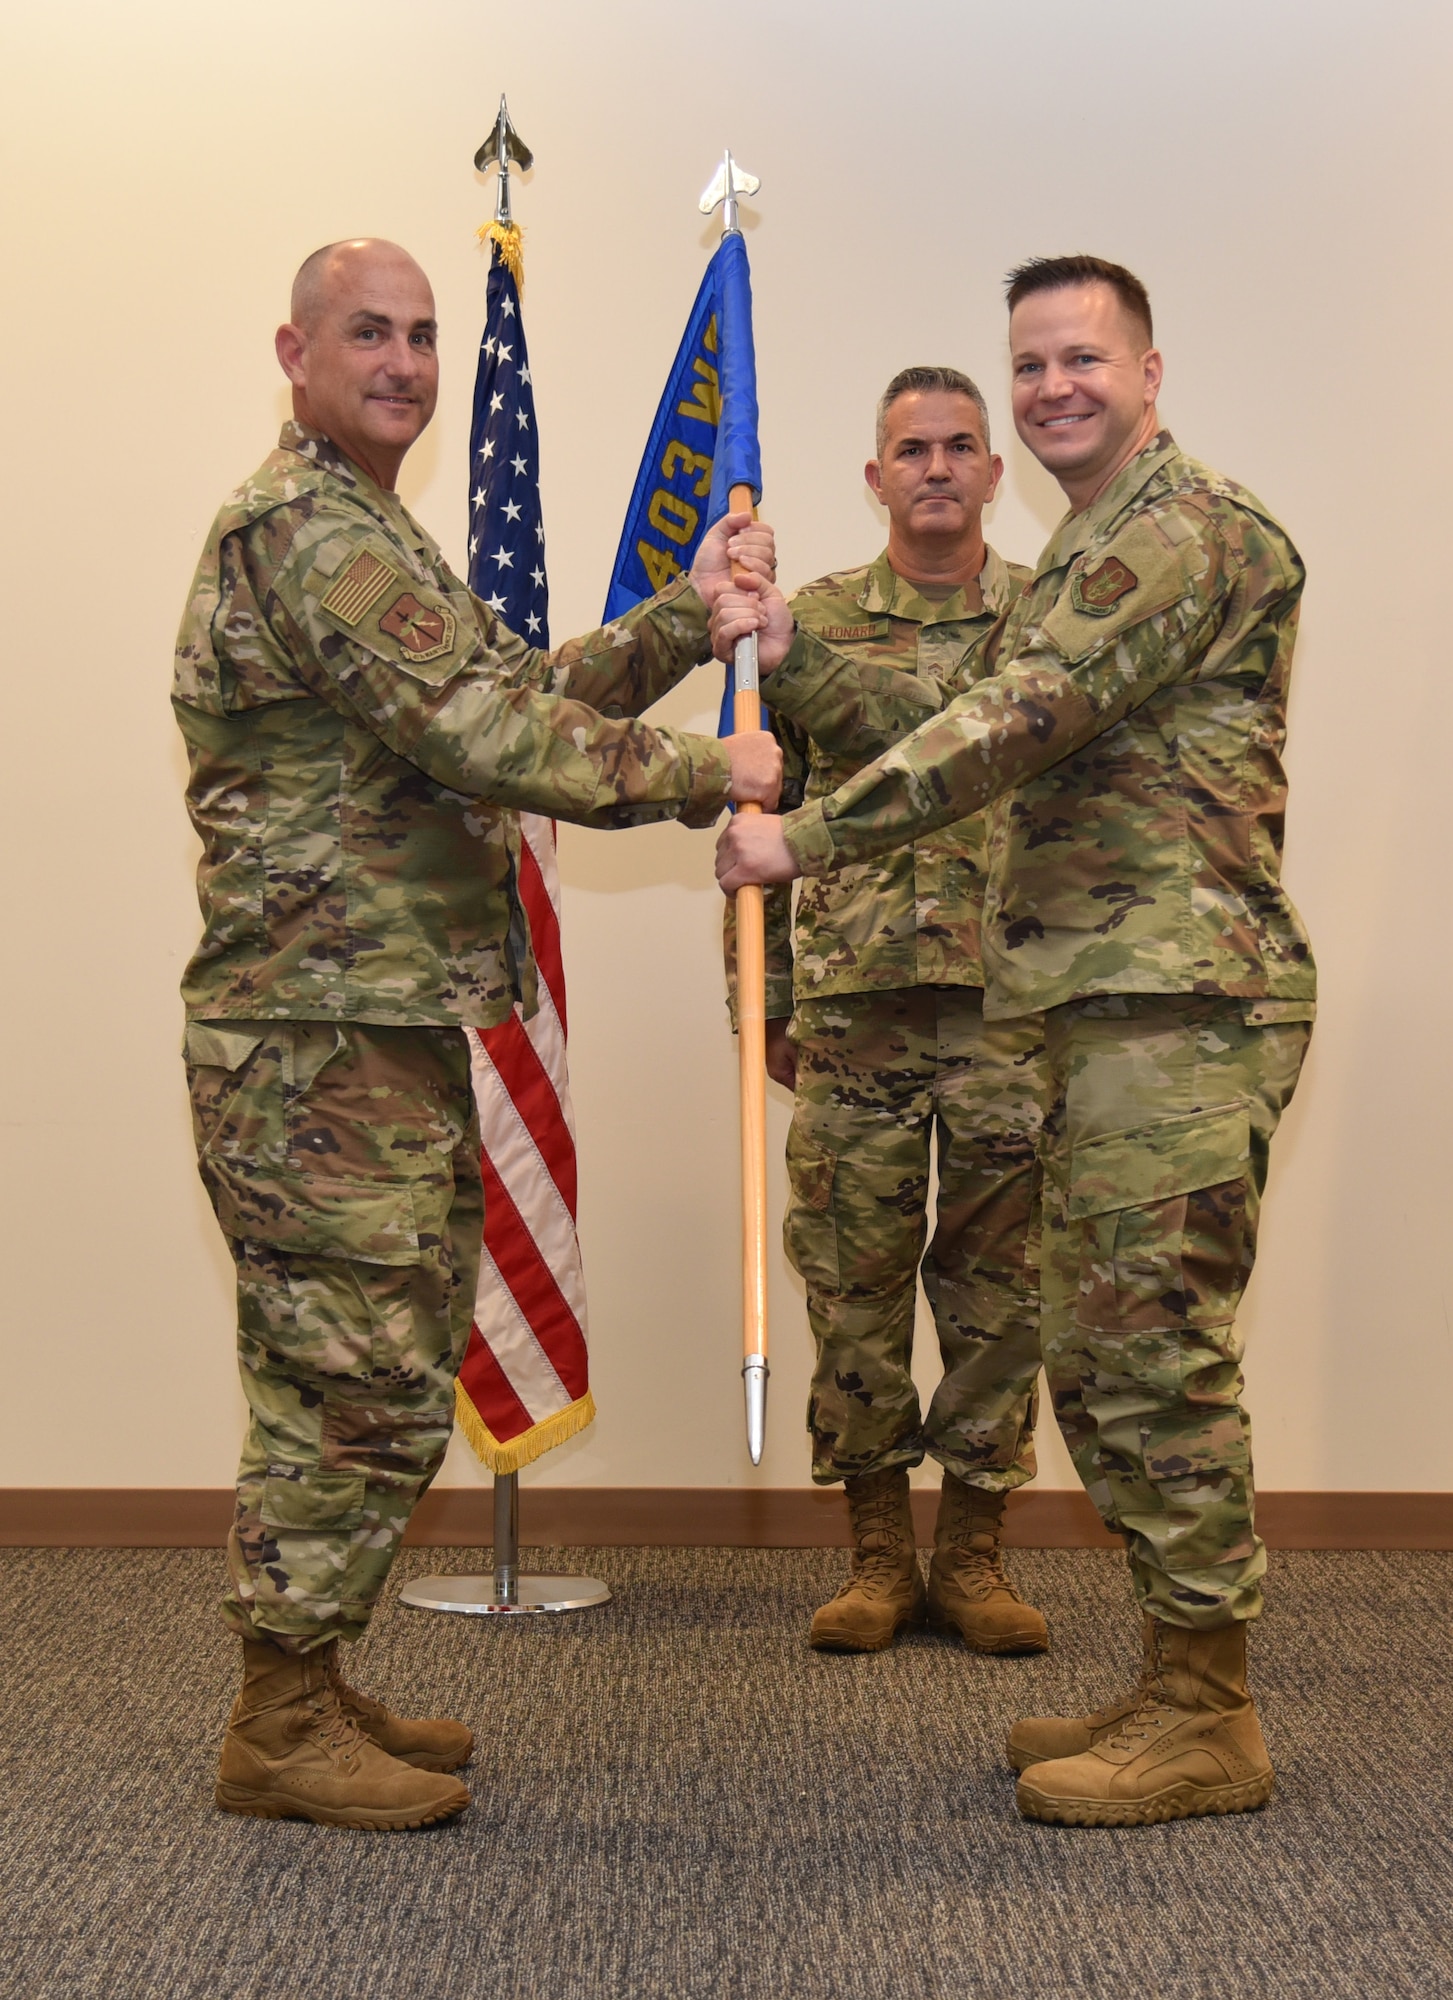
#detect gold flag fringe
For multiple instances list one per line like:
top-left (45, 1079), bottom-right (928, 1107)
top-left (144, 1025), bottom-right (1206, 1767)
top-left (453, 1381), bottom-right (595, 1474)
top-left (477, 220), bottom-right (524, 294)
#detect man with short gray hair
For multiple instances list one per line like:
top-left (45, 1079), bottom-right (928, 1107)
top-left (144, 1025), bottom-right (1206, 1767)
top-left (726, 367), bottom-right (1048, 1656)
top-left (874, 364), bottom-right (992, 459)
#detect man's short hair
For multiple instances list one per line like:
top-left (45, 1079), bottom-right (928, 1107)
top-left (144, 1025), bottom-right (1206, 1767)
top-left (876, 366), bottom-right (991, 458)
top-left (1004, 254), bottom-right (1154, 346)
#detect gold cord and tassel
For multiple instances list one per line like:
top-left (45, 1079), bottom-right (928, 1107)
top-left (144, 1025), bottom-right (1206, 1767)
top-left (477, 219), bottom-right (524, 292)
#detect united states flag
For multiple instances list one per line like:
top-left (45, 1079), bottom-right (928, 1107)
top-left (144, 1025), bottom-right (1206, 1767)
top-left (452, 223), bottom-right (594, 1473)
top-left (466, 230), bottom-right (547, 637)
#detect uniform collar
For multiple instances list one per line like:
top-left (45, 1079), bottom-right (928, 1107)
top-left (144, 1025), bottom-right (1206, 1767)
top-left (278, 420), bottom-right (414, 531)
top-left (1037, 431), bottom-right (1182, 574)
top-left (859, 543), bottom-right (1015, 623)
top-left (279, 418), bottom-right (363, 485)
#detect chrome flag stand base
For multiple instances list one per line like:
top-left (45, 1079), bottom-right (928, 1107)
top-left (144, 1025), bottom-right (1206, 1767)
top-left (401, 1471), bottom-right (611, 1617)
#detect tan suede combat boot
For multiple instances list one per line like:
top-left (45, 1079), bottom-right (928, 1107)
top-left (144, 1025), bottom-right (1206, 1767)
top-left (927, 1476), bottom-right (1049, 1654)
top-left (809, 1466), bottom-right (927, 1651)
top-left (216, 1639), bottom-right (470, 1829)
top-left (322, 1644), bottom-right (474, 1772)
top-left (1015, 1617), bottom-right (1274, 1826)
top-left (1006, 1613), bottom-right (1157, 1771)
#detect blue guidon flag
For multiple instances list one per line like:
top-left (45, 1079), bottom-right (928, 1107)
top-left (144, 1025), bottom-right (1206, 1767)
top-left (467, 236), bottom-right (547, 639)
top-left (603, 232), bottom-right (761, 729)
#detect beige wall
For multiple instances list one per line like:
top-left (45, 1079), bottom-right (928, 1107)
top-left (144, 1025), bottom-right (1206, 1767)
top-left (2, 0), bottom-right (1449, 1498)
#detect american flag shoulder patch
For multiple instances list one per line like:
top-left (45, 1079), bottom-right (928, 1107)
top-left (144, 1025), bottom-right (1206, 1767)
top-left (321, 549), bottom-right (398, 626)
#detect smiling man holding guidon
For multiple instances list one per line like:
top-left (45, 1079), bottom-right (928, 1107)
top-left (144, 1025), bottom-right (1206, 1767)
top-left (714, 254), bottom-right (1316, 1828)
top-left (175, 237), bottom-right (780, 1832)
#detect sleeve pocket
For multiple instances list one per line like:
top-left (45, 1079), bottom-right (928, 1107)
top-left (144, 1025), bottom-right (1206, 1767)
top-left (313, 542), bottom-right (474, 688)
top-left (1039, 519), bottom-right (1198, 666)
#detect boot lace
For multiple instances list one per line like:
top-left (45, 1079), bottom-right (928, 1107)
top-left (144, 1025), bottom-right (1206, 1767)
top-left (300, 1681), bottom-right (370, 1760)
top-left (840, 1484), bottom-right (913, 1598)
top-left (938, 1485), bottom-right (1014, 1602)
top-left (325, 1655), bottom-right (386, 1731)
top-left (1104, 1627), bottom-right (1178, 1749)
top-left (942, 1529), bottom-right (1010, 1602)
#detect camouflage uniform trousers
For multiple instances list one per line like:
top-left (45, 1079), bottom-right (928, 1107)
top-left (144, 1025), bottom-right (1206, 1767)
top-left (185, 1020), bottom-right (482, 1652)
top-left (784, 986), bottom-right (1047, 1488)
top-left (1038, 994), bottom-right (1312, 1629)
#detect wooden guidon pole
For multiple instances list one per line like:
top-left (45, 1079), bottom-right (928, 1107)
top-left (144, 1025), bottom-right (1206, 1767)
top-left (695, 150), bottom-right (768, 1462)
top-left (730, 479), bottom-right (770, 1464)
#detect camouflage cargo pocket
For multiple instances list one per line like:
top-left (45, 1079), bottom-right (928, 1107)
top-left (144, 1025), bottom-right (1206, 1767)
top-left (1141, 1396), bottom-right (1252, 1502)
top-left (783, 1123), bottom-right (839, 1292)
top-left (1071, 1107), bottom-right (1252, 1335)
top-left (1067, 1106), bottom-right (1248, 1219)
top-left (184, 1020), bottom-right (269, 1156)
top-left (260, 1468), bottom-right (366, 1532)
top-left (201, 1156), bottom-right (446, 1266)
top-left (183, 1021), bottom-right (268, 1072)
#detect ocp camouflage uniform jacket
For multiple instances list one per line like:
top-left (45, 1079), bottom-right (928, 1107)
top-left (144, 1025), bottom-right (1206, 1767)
top-left (725, 546), bottom-right (1029, 1022)
top-left (175, 421), bottom-right (732, 1029)
top-left (773, 435), bottom-right (1315, 1021)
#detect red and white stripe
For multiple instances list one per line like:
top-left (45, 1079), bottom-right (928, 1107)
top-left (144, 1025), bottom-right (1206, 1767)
top-left (454, 815), bottom-right (592, 1470)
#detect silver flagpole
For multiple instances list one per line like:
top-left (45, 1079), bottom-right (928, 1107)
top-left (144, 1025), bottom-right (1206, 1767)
top-left (404, 95), bottom-right (608, 1619)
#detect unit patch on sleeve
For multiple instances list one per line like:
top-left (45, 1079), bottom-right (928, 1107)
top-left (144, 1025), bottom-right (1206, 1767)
top-left (1071, 556), bottom-right (1139, 616)
top-left (378, 592), bottom-right (457, 664)
top-left (320, 549), bottom-right (398, 626)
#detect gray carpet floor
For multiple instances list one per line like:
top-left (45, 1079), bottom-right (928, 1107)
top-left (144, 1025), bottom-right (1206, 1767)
top-left (2, 1546), bottom-right (1450, 2000)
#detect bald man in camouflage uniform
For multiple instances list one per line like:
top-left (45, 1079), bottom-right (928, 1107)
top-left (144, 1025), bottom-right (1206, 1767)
top-left (177, 238), bottom-right (780, 1829)
top-left (716, 256), bottom-right (1314, 1827)
top-left (727, 369), bottom-right (1050, 1657)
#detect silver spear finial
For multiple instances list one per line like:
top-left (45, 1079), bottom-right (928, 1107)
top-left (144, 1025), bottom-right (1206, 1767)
top-left (474, 93), bottom-right (534, 227)
top-left (743, 1356), bottom-right (769, 1466)
top-left (698, 149), bottom-right (761, 239)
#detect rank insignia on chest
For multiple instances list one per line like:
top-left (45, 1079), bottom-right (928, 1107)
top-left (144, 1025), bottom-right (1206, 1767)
top-left (378, 591), bottom-right (456, 662)
top-left (320, 550), bottom-right (398, 625)
top-left (1071, 555), bottom-right (1138, 615)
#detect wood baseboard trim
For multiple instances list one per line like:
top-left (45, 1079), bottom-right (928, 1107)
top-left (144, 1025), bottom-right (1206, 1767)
top-left (2, 1487), bottom-right (1451, 1550)
top-left (400, 1486), bottom-right (1124, 1549)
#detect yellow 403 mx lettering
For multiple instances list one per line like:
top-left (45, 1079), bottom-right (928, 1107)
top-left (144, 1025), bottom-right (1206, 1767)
top-left (635, 317), bottom-right (719, 592)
